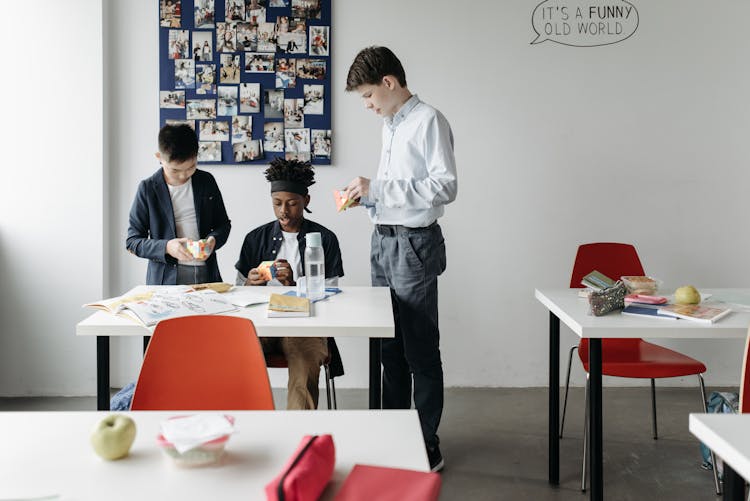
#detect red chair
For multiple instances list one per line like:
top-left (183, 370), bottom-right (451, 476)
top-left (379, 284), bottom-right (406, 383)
top-left (560, 243), bottom-right (718, 492)
top-left (742, 331), bottom-right (750, 414)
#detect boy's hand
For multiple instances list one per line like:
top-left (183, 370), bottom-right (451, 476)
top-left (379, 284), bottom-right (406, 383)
top-left (194, 236), bottom-right (216, 261)
top-left (245, 268), bottom-right (267, 286)
top-left (166, 238), bottom-right (194, 261)
top-left (343, 176), bottom-right (369, 205)
top-left (274, 259), bottom-right (294, 286)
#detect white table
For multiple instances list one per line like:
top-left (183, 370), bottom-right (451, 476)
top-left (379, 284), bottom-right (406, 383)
top-left (690, 413), bottom-right (750, 501)
top-left (535, 288), bottom-right (750, 501)
top-left (0, 410), bottom-right (428, 501)
top-left (77, 286), bottom-right (395, 410)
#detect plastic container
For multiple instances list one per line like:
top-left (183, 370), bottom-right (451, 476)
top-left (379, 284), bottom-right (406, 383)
top-left (156, 415), bottom-right (234, 467)
top-left (304, 232), bottom-right (325, 301)
top-left (620, 276), bottom-right (662, 296)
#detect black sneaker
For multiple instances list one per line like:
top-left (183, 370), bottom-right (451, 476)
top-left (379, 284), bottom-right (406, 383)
top-left (427, 445), bottom-right (444, 473)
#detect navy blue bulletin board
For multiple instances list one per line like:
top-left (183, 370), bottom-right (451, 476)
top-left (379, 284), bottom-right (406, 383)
top-left (159, 0), bottom-right (332, 165)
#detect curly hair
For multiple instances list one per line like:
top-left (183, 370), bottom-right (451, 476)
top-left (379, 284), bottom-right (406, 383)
top-left (264, 157), bottom-right (316, 187)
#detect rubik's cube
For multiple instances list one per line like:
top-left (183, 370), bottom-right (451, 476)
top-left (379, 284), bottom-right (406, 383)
top-left (186, 239), bottom-right (210, 259)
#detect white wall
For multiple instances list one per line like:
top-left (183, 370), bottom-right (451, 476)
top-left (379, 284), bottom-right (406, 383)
top-left (0, 0), bottom-right (102, 395)
top-left (5, 0), bottom-right (749, 396)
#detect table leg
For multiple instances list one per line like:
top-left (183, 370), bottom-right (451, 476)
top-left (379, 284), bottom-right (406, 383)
top-left (589, 338), bottom-right (603, 501)
top-left (96, 336), bottom-right (110, 411)
top-left (143, 335), bottom-right (151, 354)
top-left (369, 338), bottom-right (382, 409)
top-left (723, 464), bottom-right (745, 501)
top-left (549, 312), bottom-right (560, 485)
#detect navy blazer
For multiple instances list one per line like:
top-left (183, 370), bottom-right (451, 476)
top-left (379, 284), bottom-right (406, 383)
top-left (126, 168), bottom-right (231, 285)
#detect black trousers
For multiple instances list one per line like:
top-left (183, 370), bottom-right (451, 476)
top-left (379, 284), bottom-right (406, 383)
top-left (370, 223), bottom-right (446, 448)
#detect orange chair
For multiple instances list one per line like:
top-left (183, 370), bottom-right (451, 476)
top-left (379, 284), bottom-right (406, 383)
top-left (742, 331), bottom-right (750, 414)
top-left (131, 315), bottom-right (274, 410)
top-left (560, 243), bottom-right (718, 492)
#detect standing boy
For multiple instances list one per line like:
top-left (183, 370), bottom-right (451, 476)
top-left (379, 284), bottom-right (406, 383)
top-left (236, 158), bottom-right (344, 410)
top-left (127, 124), bottom-right (231, 285)
top-left (343, 46), bottom-right (458, 472)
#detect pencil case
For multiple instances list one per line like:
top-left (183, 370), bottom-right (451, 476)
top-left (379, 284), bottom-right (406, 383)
top-left (588, 281), bottom-right (626, 316)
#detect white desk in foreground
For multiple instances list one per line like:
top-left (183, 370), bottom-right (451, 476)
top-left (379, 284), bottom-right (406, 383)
top-left (690, 413), bottom-right (750, 501)
top-left (76, 286), bottom-right (395, 410)
top-left (0, 410), bottom-right (428, 501)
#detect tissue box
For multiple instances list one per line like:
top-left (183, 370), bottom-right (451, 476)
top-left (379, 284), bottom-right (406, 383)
top-left (186, 239), bottom-right (210, 260)
top-left (156, 414), bottom-right (234, 467)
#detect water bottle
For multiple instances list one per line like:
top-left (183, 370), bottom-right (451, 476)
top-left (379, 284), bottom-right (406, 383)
top-left (304, 232), bottom-right (325, 300)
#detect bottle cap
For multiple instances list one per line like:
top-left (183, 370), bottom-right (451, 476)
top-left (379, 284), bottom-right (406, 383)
top-left (306, 232), bottom-right (322, 247)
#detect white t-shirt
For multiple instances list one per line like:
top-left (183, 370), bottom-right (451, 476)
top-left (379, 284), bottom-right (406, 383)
top-left (167, 179), bottom-right (204, 266)
top-left (268, 230), bottom-right (301, 285)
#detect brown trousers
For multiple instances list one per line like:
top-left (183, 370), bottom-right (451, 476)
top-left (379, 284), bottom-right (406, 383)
top-left (261, 337), bottom-right (328, 410)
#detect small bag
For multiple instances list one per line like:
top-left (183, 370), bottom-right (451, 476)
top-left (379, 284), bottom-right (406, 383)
top-left (265, 434), bottom-right (335, 501)
top-left (588, 281), bottom-right (626, 316)
top-left (333, 464), bottom-right (442, 501)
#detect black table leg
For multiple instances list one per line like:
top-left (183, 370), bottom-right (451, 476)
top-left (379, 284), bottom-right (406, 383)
top-left (549, 312), bottom-right (560, 485)
top-left (96, 336), bottom-right (110, 411)
top-left (369, 338), bottom-right (382, 409)
top-left (143, 335), bottom-right (151, 354)
top-left (589, 338), bottom-right (603, 501)
top-left (723, 464), bottom-right (745, 501)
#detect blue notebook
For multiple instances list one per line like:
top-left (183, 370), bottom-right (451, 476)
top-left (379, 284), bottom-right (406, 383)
top-left (621, 304), bottom-right (677, 320)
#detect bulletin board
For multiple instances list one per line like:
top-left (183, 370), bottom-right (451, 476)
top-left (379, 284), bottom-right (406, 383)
top-left (158, 0), bottom-right (332, 165)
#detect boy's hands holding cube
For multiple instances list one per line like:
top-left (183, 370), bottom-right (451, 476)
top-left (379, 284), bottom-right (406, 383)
top-left (247, 259), bottom-right (293, 286)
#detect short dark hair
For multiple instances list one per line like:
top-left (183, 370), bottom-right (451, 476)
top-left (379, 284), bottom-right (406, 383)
top-left (264, 157), bottom-right (315, 187)
top-left (158, 124), bottom-right (199, 162)
top-left (346, 46), bottom-right (406, 91)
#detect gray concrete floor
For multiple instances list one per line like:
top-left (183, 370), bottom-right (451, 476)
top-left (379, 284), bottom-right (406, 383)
top-left (0, 387), bottom-right (725, 500)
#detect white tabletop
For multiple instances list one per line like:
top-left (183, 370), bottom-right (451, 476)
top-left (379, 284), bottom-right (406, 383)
top-left (689, 413), bottom-right (750, 481)
top-left (535, 288), bottom-right (750, 339)
top-left (0, 410), bottom-right (428, 501)
top-left (77, 286), bottom-right (395, 338)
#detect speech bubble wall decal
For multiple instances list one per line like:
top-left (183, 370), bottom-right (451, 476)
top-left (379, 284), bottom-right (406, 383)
top-left (531, 0), bottom-right (639, 47)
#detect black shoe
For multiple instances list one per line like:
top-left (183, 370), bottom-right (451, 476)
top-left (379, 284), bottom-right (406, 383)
top-left (427, 445), bottom-right (444, 473)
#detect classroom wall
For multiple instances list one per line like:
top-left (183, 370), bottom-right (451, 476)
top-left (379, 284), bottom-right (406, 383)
top-left (4, 0), bottom-right (750, 396)
top-left (0, 0), bottom-right (103, 395)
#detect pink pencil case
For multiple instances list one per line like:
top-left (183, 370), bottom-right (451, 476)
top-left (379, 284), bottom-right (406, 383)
top-left (624, 294), bottom-right (668, 305)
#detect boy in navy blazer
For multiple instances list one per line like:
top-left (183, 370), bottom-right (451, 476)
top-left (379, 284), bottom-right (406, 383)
top-left (126, 124), bottom-right (231, 285)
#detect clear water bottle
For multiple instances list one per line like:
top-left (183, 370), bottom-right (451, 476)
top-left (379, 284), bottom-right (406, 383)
top-left (304, 232), bottom-right (325, 301)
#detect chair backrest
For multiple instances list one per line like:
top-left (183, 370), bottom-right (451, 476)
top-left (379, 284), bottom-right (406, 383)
top-left (130, 315), bottom-right (274, 410)
top-left (741, 328), bottom-right (750, 413)
top-left (571, 243), bottom-right (646, 354)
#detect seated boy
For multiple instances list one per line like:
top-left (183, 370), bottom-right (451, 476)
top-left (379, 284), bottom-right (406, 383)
top-left (236, 158), bottom-right (344, 410)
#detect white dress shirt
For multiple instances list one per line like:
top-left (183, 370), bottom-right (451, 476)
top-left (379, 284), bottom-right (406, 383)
top-left (362, 94), bottom-right (457, 227)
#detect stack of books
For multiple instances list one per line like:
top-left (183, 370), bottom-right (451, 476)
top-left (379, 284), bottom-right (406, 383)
top-left (267, 293), bottom-right (311, 318)
top-left (581, 270), bottom-right (617, 291)
top-left (622, 302), bottom-right (732, 323)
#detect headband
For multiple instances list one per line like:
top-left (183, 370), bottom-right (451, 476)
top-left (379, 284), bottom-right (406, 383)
top-left (270, 180), bottom-right (308, 196)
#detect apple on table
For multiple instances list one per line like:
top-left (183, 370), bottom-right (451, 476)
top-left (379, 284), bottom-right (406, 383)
top-left (674, 285), bottom-right (701, 305)
top-left (90, 414), bottom-right (136, 460)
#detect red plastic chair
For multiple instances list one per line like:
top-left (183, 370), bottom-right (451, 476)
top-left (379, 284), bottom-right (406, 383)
top-left (560, 243), bottom-right (717, 492)
top-left (131, 315), bottom-right (274, 410)
top-left (741, 330), bottom-right (750, 414)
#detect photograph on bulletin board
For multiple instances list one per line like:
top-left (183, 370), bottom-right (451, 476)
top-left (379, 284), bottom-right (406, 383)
top-left (159, 0), bottom-right (332, 165)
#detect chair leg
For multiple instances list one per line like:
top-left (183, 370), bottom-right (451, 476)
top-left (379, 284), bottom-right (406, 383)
top-left (698, 374), bottom-right (721, 495)
top-left (329, 367), bottom-right (337, 410)
top-left (651, 378), bottom-right (658, 440)
top-left (560, 345), bottom-right (578, 438)
top-left (323, 364), bottom-right (332, 410)
top-left (581, 374), bottom-right (590, 492)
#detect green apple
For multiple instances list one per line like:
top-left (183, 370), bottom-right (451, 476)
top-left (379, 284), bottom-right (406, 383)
top-left (90, 414), bottom-right (136, 460)
top-left (675, 285), bottom-right (701, 305)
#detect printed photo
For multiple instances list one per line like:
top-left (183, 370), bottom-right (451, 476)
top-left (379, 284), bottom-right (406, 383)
top-left (199, 120), bottom-right (230, 141)
top-left (168, 30), bottom-right (190, 59)
top-left (166, 119), bottom-right (195, 129)
top-left (246, 0), bottom-right (266, 24)
top-left (309, 26), bottom-right (328, 56)
top-left (233, 140), bottom-right (264, 162)
top-left (218, 85), bottom-right (239, 115)
top-left (256, 22), bottom-right (277, 52)
top-left (296, 58), bottom-right (325, 79)
top-left (236, 22), bottom-right (257, 51)
top-left (264, 122), bottom-right (284, 151)
top-left (292, 0), bottom-right (321, 19)
top-left (186, 99), bottom-right (217, 119)
top-left (269, 0), bottom-right (289, 7)
top-left (312, 129), bottom-right (331, 159)
top-left (198, 141), bottom-right (222, 162)
top-left (277, 31), bottom-right (306, 55)
top-left (275, 15), bottom-right (290, 34)
top-left (225, 0), bottom-right (245, 21)
top-left (216, 23), bottom-right (236, 52)
top-left (240, 83), bottom-right (261, 113)
top-left (303, 84), bottom-right (323, 114)
top-left (285, 128), bottom-right (310, 153)
top-left (284, 98), bottom-right (304, 128)
top-left (196, 64), bottom-right (216, 94)
top-left (264, 89), bottom-right (284, 119)
top-left (160, 90), bottom-right (186, 108)
top-left (175, 59), bottom-right (195, 88)
top-left (231, 115), bottom-right (253, 143)
top-left (275, 58), bottom-right (296, 88)
top-left (245, 52), bottom-right (274, 72)
top-left (192, 31), bottom-right (213, 62)
top-left (285, 151), bottom-right (311, 162)
top-left (194, 0), bottom-right (215, 28)
top-left (220, 54), bottom-right (241, 83)
top-left (160, 0), bottom-right (182, 27)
